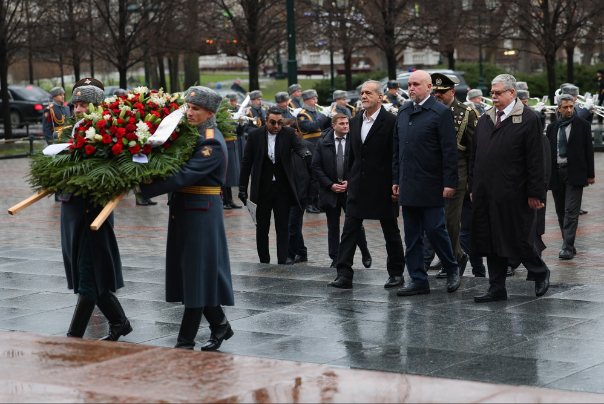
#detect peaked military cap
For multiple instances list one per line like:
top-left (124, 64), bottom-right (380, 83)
top-left (71, 78), bottom-right (105, 106)
top-left (467, 89), bottom-right (483, 99)
top-left (333, 90), bottom-right (347, 100)
top-left (387, 80), bottom-right (400, 89)
top-left (516, 90), bottom-right (529, 100)
top-left (302, 89), bottom-right (318, 100)
top-left (515, 81), bottom-right (528, 91)
top-left (49, 87), bottom-right (65, 97)
top-left (275, 92), bottom-right (290, 103)
top-left (288, 83), bottom-right (302, 94)
top-left (431, 73), bottom-right (459, 90)
top-left (249, 90), bottom-right (263, 100)
top-left (185, 86), bottom-right (222, 113)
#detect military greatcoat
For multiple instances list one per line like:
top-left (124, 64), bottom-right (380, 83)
top-left (43, 103), bottom-right (71, 144)
top-left (140, 125), bottom-right (234, 308)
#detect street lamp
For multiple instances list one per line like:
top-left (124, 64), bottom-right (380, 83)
top-left (476, 0), bottom-right (497, 92)
top-left (286, 0), bottom-right (298, 86)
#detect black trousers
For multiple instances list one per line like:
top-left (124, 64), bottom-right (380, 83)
top-left (336, 216), bottom-right (404, 281)
top-left (551, 167), bottom-right (584, 252)
top-left (486, 253), bottom-right (548, 295)
top-left (324, 194), bottom-right (368, 261)
top-left (256, 183), bottom-right (293, 264)
top-left (288, 198), bottom-right (308, 259)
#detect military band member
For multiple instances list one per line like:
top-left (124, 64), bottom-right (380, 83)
top-left (288, 83), bottom-right (303, 109)
top-left (296, 89), bottom-right (329, 146)
top-left (383, 80), bottom-right (403, 109)
top-left (275, 92), bottom-right (295, 119)
top-left (465, 89), bottom-right (486, 116)
top-left (59, 78), bottom-right (132, 342)
top-left (431, 72), bottom-right (476, 278)
top-left (243, 90), bottom-right (268, 134)
top-left (226, 92), bottom-right (239, 109)
top-left (354, 84), bottom-right (363, 111)
top-left (139, 86), bottom-right (235, 351)
top-left (331, 90), bottom-right (354, 118)
top-left (560, 84), bottom-right (593, 123)
top-left (43, 87), bottom-right (71, 145)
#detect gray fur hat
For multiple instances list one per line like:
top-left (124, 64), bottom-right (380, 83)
top-left (71, 85), bottom-right (105, 106)
top-left (515, 81), bottom-right (528, 91)
top-left (467, 89), bottom-right (483, 99)
top-left (113, 88), bottom-right (127, 96)
top-left (517, 90), bottom-right (529, 99)
top-left (249, 90), bottom-right (263, 100)
top-left (275, 92), bottom-right (290, 103)
top-left (288, 83), bottom-right (302, 94)
top-left (302, 89), bottom-right (318, 100)
top-left (356, 84), bottom-right (363, 93)
top-left (560, 85), bottom-right (579, 96)
top-left (49, 87), bottom-right (65, 97)
top-left (185, 86), bottom-right (222, 113)
top-left (333, 90), bottom-right (347, 100)
top-left (225, 92), bottom-right (238, 101)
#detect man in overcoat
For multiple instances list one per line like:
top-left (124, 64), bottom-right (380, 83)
top-left (140, 86), bottom-right (235, 351)
top-left (470, 74), bottom-right (550, 302)
top-left (60, 78), bottom-right (132, 342)
top-left (392, 70), bottom-right (461, 296)
top-left (238, 107), bottom-right (311, 265)
top-left (328, 80), bottom-right (405, 289)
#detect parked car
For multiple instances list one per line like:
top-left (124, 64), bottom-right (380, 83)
top-left (380, 69), bottom-right (470, 101)
top-left (104, 85), bottom-right (136, 97)
top-left (0, 84), bottom-right (52, 129)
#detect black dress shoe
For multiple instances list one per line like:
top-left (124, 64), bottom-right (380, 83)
top-left (136, 199), bottom-right (148, 206)
top-left (229, 202), bottom-right (243, 209)
top-left (436, 268), bottom-right (447, 279)
top-left (429, 260), bottom-right (442, 270)
top-left (474, 291), bottom-right (507, 303)
top-left (559, 249), bottom-right (573, 260)
top-left (506, 266), bottom-right (515, 277)
top-left (145, 198), bottom-right (157, 205)
top-left (361, 252), bottom-right (372, 268)
top-left (384, 276), bottom-right (404, 289)
top-left (535, 269), bottom-right (550, 297)
top-left (396, 283), bottom-right (430, 296)
top-left (328, 276), bottom-right (352, 289)
top-left (294, 254), bottom-right (308, 263)
top-left (223, 204), bottom-right (233, 210)
top-left (284, 257), bottom-right (295, 265)
top-left (200, 323), bottom-right (234, 351)
top-left (580, 209), bottom-right (588, 215)
top-left (446, 270), bottom-right (461, 293)
top-left (306, 205), bottom-right (320, 214)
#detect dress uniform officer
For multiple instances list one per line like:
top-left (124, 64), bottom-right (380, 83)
top-left (331, 90), bottom-right (354, 118)
top-left (296, 89), bottom-right (329, 146)
top-left (139, 86), bottom-right (235, 351)
top-left (288, 84), bottom-right (303, 109)
top-left (430, 72), bottom-right (476, 278)
top-left (59, 78), bottom-right (132, 342)
top-left (274, 92), bottom-right (295, 119)
top-left (243, 90), bottom-right (268, 134)
top-left (383, 80), bottom-right (403, 109)
top-left (43, 87), bottom-right (71, 145)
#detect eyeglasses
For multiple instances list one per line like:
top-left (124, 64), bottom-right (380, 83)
top-left (489, 89), bottom-right (511, 97)
top-left (268, 120), bottom-right (284, 126)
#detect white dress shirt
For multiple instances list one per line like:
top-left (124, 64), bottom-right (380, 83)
top-left (497, 100), bottom-right (517, 123)
top-left (267, 132), bottom-right (276, 180)
top-left (361, 108), bottom-right (380, 143)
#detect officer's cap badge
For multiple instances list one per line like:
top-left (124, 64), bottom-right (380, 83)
top-left (190, 92), bottom-right (195, 96)
top-left (77, 91), bottom-right (81, 96)
top-left (436, 78), bottom-right (442, 85)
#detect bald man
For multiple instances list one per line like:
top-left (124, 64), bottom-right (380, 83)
top-left (393, 70), bottom-right (461, 296)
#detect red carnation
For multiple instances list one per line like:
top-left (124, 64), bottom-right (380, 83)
top-left (162, 108), bottom-right (170, 116)
top-left (145, 121), bottom-right (153, 129)
top-left (102, 134), bottom-right (112, 144)
top-left (97, 120), bottom-right (107, 129)
top-left (163, 141), bottom-right (171, 149)
top-left (128, 117), bottom-right (136, 124)
top-left (78, 126), bottom-right (86, 132)
top-left (171, 132), bottom-right (178, 141)
top-left (129, 144), bottom-right (141, 154)
top-left (143, 144), bottom-right (152, 154)
top-left (150, 110), bottom-right (160, 118)
top-left (151, 90), bottom-right (158, 94)
top-left (111, 144), bottom-right (123, 155)
top-left (116, 128), bottom-right (126, 138)
top-left (126, 133), bottom-right (138, 141)
top-left (116, 138), bottom-right (124, 145)
top-left (134, 103), bottom-right (144, 109)
top-left (117, 118), bottom-right (125, 125)
top-left (76, 137), bottom-right (86, 148)
top-left (85, 145), bottom-right (95, 155)
top-left (109, 126), bottom-right (118, 135)
top-left (126, 124), bottom-right (136, 132)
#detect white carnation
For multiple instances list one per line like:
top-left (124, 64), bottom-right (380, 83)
top-left (133, 86), bottom-right (148, 95)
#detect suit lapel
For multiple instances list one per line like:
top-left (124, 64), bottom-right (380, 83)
top-left (364, 107), bottom-right (385, 143)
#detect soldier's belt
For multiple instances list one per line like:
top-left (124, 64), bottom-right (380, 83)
top-left (178, 186), bottom-right (221, 195)
top-left (303, 132), bottom-right (322, 139)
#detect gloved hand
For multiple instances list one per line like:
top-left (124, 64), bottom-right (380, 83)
top-left (301, 150), bottom-right (312, 163)
top-left (584, 99), bottom-right (594, 110)
top-left (238, 187), bottom-right (248, 206)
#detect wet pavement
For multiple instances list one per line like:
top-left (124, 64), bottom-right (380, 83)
top-left (2, 155), bottom-right (604, 400)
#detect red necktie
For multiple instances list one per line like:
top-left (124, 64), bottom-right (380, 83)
top-left (495, 110), bottom-right (504, 128)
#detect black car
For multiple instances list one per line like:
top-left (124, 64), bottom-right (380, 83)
top-left (0, 84), bottom-right (52, 129)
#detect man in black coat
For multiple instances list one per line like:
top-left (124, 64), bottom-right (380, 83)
top-left (470, 74), bottom-right (550, 302)
top-left (238, 107), bottom-right (311, 264)
top-left (392, 70), bottom-right (461, 296)
top-left (547, 94), bottom-right (595, 260)
top-left (327, 80), bottom-right (405, 289)
top-left (312, 113), bottom-right (371, 269)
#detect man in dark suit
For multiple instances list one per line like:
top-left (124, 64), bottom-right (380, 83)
top-left (547, 94), bottom-right (595, 260)
top-left (327, 80), bottom-right (405, 289)
top-left (312, 113), bottom-right (371, 269)
top-left (393, 70), bottom-right (461, 296)
top-left (238, 107), bottom-right (311, 265)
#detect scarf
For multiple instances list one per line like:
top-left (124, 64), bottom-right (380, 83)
top-left (197, 116), bottom-right (217, 135)
top-left (53, 100), bottom-right (63, 107)
top-left (557, 112), bottom-right (575, 158)
top-left (302, 104), bottom-right (316, 113)
top-left (251, 103), bottom-right (262, 111)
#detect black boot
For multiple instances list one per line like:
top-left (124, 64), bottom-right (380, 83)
top-left (67, 295), bottom-right (96, 338)
top-left (201, 306), bottom-right (234, 351)
top-left (175, 307), bottom-right (203, 350)
top-left (96, 291), bottom-right (133, 341)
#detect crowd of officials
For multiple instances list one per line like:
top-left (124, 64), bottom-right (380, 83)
top-left (41, 68), bottom-right (601, 351)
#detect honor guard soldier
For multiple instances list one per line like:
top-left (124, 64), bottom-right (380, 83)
top-left (383, 80), bottom-right (403, 109)
top-left (331, 90), bottom-right (354, 118)
top-left (288, 83), bottom-right (303, 109)
top-left (43, 87), bottom-right (71, 145)
top-left (465, 89), bottom-right (486, 116)
top-left (274, 92), bottom-right (295, 119)
top-left (430, 72), bottom-right (477, 278)
top-left (243, 90), bottom-right (268, 134)
top-left (296, 89), bottom-right (329, 145)
top-left (226, 92), bottom-right (239, 109)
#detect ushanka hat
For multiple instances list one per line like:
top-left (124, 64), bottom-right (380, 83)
top-left (515, 81), bottom-right (528, 91)
top-left (225, 92), bottom-right (238, 101)
top-left (302, 89), bottom-right (318, 100)
top-left (516, 90), bottom-right (529, 100)
top-left (249, 90), bottom-right (263, 100)
top-left (275, 92), bottom-right (290, 103)
top-left (333, 90), bottom-right (347, 100)
top-left (467, 89), bottom-right (483, 99)
top-left (49, 87), bottom-right (65, 97)
top-left (288, 83), bottom-right (302, 94)
top-left (185, 86), bottom-right (222, 113)
top-left (71, 78), bottom-right (105, 106)
top-left (560, 84), bottom-right (579, 96)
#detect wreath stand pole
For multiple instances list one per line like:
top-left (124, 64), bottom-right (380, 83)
top-left (90, 192), bottom-right (126, 231)
top-left (8, 190), bottom-right (52, 215)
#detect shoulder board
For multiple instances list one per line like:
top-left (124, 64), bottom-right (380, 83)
top-left (205, 128), bottom-right (214, 139)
